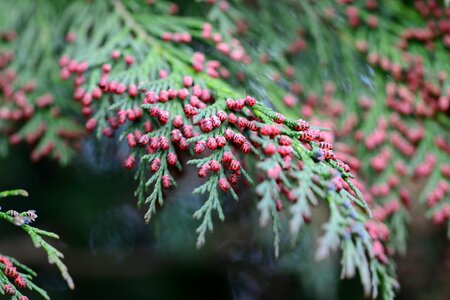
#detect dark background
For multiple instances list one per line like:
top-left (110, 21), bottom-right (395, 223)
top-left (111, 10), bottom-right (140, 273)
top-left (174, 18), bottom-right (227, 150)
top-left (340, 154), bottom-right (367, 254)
top-left (0, 138), bottom-right (449, 300)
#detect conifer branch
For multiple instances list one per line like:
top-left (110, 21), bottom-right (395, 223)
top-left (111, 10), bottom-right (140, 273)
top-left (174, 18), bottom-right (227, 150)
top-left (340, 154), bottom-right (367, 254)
top-left (0, 189), bottom-right (73, 299)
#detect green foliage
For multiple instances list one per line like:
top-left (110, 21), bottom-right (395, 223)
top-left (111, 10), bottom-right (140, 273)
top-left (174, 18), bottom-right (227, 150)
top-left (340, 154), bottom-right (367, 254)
top-left (0, 0), bottom-right (83, 164)
top-left (4, 0), bottom-right (450, 299)
top-left (0, 189), bottom-right (73, 299)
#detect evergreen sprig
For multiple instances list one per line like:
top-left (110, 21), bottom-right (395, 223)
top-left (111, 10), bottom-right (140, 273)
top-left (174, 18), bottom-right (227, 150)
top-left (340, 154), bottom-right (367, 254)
top-left (0, 0), bottom-right (83, 164)
top-left (0, 189), bottom-right (73, 299)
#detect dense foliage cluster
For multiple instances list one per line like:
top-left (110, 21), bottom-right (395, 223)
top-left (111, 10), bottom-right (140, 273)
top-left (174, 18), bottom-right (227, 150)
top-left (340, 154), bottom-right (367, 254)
top-left (0, 0), bottom-right (449, 299)
top-left (289, 0), bottom-right (450, 255)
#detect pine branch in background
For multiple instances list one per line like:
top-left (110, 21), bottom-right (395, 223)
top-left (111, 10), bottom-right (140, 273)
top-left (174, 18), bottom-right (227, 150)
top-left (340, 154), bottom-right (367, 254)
top-left (0, 0), bottom-right (83, 164)
top-left (315, 0), bottom-right (450, 253)
top-left (0, 189), bottom-right (73, 300)
top-left (204, 0), bottom-right (449, 267)
top-left (205, 1), bottom-right (449, 296)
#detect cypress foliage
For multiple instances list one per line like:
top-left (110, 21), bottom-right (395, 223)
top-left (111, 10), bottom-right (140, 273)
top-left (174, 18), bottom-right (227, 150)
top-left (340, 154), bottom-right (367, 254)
top-left (1, 1), bottom-right (449, 299)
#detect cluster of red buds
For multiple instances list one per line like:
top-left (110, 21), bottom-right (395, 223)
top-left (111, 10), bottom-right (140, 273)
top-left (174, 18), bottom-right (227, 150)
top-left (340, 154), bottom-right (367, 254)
top-left (330, 4), bottom-right (449, 183)
top-left (60, 49), bottom-right (187, 172)
top-left (187, 98), bottom-right (257, 189)
top-left (345, 6), bottom-right (360, 28)
top-left (353, 28), bottom-right (450, 119)
top-left (426, 180), bottom-right (449, 208)
top-left (364, 118), bottom-right (388, 150)
top-left (59, 40), bottom-right (260, 196)
top-left (201, 23), bottom-right (251, 64)
top-left (162, 174), bottom-right (173, 189)
top-left (283, 93), bottom-right (298, 107)
top-left (397, 2), bottom-right (450, 50)
top-left (369, 148), bottom-right (391, 173)
top-left (0, 52), bottom-right (14, 70)
top-left (0, 255), bottom-right (28, 298)
top-left (286, 32), bottom-right (307, 54)
top-left (190, 51), bottom-right (230, 78)
top-left (372, 200), bottom-right (401, 221)
top-left (334, 143), bottom-right (361, 173)
top-left (365, 220), bottom-right (390, 264)
top-left (0, 46), bottom-right (81, 162)
top-left (344, 5), bottom-right (380, 29)
top-left (433, 204), bottom-right (450, 225)
top-left (123, 155), bottom-right (136, 170)
top-left (161, 31), bottom-right (192, 43)
top-left (252, 26), bottom-right (393, 267)
top-left (435, 136), bottom-right (450, 154)
top-left (0, 76), bottom-right (35, 122)
top-left (134, 74), bottom-right (354, 200)
top-left (414, 153), bottom-right (437, 178)
top-left (441, 164), bottom-right (450, 179)
top-left (58, 52), bottom-right (149, 137)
